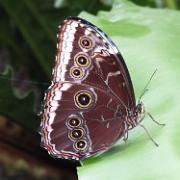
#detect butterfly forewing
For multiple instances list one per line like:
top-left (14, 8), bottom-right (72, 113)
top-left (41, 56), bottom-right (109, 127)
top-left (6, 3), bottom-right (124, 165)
top-left (40, 17), bottom-right (136, 160)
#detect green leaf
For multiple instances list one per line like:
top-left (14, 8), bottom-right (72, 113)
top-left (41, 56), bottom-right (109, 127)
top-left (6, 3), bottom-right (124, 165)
top-left (78, 0), bottom-right (180, 179)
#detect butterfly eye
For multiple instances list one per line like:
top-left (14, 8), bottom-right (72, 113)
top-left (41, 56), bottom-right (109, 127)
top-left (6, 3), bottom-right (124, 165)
top-left (79, 37), bottom-right (92, 49)
top-left (69, 128), bottom-right (84, 140)
top-left (70, 67), bottom-right (84, 79)
top-left (67, 117), bottom-right (82, 128)
top-left (74, 139), bottom-right (88, 151)
top-left (75, 54), bottom-right (90, 67)
top-left (75, 91), bottom-right (93, 109)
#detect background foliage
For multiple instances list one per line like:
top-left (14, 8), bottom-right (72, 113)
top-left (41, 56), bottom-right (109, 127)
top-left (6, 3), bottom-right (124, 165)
top-left (0, 0), bottom-right (179, 179)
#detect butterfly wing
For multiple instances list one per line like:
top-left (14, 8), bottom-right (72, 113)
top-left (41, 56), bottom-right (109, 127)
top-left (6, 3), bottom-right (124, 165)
top-left (40, 17), bottom-right (135, 160)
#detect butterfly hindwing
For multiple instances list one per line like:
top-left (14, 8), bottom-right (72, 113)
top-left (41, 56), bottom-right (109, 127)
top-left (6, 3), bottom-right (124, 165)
top-left (41, 82), bottom-right (124, 159)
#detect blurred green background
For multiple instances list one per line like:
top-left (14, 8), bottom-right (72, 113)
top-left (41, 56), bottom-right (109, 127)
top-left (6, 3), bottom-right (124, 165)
top-left (0, 0), bottom-right (179, 179)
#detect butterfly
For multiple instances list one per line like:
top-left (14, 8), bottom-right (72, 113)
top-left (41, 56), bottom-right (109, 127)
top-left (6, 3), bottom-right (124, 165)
top-left (39, 17), bottom-right (147, 160)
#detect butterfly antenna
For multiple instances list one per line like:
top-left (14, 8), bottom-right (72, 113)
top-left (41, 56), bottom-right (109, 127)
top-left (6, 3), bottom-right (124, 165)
top-left (139, 124), bottom-right (159, 147)
top-left (138, 69), bottom-right (157, 103)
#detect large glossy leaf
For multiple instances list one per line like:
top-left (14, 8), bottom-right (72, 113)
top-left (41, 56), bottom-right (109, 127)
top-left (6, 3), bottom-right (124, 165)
top-left (78, 0), bottom-right (180, 179)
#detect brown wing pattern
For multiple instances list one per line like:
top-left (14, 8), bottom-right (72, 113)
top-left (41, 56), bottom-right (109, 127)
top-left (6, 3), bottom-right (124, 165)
top-left (40, 17), bottom-right (135, 160)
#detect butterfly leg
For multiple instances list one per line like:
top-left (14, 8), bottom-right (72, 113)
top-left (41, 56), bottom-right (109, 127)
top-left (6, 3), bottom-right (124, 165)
top-left (138, 124), bottom-right (159, 147)
top-left (122, 121), bottom-right (129, 143)
top-left (138, 114), bottom-right (159, 147)
top-left (147, 112), bottom-right (165, 126)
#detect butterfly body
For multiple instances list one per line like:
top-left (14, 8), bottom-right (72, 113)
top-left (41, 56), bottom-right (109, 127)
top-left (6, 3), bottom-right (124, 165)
top-left (40, 17), bottom-right (143, 160)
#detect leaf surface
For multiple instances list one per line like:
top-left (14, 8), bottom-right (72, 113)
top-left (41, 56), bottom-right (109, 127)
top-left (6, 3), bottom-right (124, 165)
top-left (78, 0), bottom-right (180, 179)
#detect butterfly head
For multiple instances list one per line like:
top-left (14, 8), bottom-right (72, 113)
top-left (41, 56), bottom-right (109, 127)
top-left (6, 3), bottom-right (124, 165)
top-left (136, 102), bottom-right (145, 115)
top-left (135, 102), bottom-right (145, 124)
top-left (127, 102), bottom-right (145, 128)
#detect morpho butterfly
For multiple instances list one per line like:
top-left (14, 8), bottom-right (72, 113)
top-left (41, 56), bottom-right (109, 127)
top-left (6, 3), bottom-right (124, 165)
top-left (40, 17), bottom-right (149, 160)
